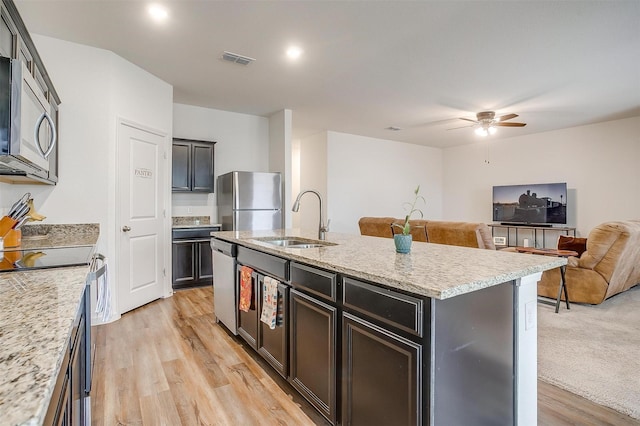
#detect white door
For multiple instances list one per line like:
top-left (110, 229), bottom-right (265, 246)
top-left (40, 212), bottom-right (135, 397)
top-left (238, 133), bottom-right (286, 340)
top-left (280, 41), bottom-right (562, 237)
top-left (117, 120), bottom-right (167, 314)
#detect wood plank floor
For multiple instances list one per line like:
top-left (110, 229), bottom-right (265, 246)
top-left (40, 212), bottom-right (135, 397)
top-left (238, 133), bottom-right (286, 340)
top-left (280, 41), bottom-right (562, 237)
top-left (91, 287), bottom-right (640, 425)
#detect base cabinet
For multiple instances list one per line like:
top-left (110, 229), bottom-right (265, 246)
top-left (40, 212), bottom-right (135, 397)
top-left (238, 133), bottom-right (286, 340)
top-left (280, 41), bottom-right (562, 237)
top-left (237, 266), bottom-right (289, 377)
top-left (257, 277), bottom-right (289, 377)
top-left (237, 265), bottom-right (259, 349)
top-left (172, 227), bottom-right (218, 290)
top-left (342, 313), bottom-right (422, 426)
top-left (289, 289), bottom-right (337, 424)
top-left (218, 241), bottom-right (522, 426)
top-left (44, 286), bottom-right (89, 425)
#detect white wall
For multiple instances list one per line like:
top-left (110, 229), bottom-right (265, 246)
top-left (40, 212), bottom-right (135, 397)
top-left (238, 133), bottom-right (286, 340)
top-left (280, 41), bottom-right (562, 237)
top-left (297, 131), bottom-right (329, 232)
top-left (1, 36), bottom-right (172, 233)
top-left (172, 103), bottom-right (270, 221)
top-left (443, 116), bottom-right (640, 238)
top-left (0, 36), bottom-right (111, 224)
top-left (0, 35), bottom-right (173, 319)
top-left (326, 131), bottom-right (443, 234)
top-left (269, 109), bottom-right (292, 227)
top-left (291, 139), bottom-right (301, 228)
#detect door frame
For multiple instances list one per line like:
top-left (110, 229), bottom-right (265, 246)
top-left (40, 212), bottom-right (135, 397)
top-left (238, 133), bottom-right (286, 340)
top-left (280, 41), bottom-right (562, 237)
top-left (113, 117), bottom-right (172, 316)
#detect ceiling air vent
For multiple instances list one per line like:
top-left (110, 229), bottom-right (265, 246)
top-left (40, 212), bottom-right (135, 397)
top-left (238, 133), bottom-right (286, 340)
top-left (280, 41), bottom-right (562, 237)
top-left (222, 51), bottom-right (256, 65)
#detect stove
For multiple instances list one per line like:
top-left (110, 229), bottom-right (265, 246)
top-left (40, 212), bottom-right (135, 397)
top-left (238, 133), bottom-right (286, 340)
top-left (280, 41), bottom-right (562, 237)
top-left (0, 245), bottom-right (95, 272)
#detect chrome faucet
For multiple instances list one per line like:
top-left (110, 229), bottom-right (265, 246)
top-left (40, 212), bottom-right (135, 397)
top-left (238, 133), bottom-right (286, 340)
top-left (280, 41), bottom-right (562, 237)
top-left (292, 190), bottom-right (330, 240)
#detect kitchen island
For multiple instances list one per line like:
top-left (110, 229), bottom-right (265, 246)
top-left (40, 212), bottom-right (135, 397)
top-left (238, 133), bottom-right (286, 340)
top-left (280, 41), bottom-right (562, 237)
top-left (0, 224), bottom-right (99, 425)
top-left (212, 229), bottom-right (565, 426)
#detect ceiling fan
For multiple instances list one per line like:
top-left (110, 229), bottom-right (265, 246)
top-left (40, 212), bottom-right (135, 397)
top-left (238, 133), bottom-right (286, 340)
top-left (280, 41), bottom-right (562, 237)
top-left (451, 111), bottom-right (527, 136)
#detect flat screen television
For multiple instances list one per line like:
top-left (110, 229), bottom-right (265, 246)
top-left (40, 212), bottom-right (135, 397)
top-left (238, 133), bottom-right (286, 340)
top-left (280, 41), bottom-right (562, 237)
top-left (492, 182), bottom-right (567, 226)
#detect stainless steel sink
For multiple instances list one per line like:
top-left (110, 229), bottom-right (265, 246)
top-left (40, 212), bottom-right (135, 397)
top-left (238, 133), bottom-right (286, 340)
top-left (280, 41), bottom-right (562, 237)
top-left (255, 237), bottom-right (337, 249)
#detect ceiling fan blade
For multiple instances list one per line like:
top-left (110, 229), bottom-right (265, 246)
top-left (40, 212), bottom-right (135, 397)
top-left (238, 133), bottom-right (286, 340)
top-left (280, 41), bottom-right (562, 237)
top-left (495, 122), bottom-right (526, 127)
top-left (496, 113), bottom-right (518, 122)
top-left (447, 124), bottom-right (475, 130)
top-left (459, 118), bottom-right (478, 123)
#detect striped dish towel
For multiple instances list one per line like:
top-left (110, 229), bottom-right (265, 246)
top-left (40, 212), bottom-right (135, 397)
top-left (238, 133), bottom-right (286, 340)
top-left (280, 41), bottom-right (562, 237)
top-left (260, 276), bottom-right (279, 329)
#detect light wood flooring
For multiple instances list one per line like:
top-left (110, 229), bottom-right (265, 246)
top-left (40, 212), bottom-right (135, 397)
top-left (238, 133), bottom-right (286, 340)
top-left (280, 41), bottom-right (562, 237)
top-left (91, 287), bottom-right (640, 425)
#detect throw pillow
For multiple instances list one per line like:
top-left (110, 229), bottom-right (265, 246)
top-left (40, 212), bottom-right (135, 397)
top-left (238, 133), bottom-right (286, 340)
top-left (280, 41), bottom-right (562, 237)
top-left (557, 235), bottom-right (587, 256)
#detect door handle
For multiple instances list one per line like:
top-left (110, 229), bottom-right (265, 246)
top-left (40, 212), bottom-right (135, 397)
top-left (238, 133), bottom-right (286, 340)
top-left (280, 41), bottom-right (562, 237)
top-left (34, 112), bottom-right (57, 159)
top-left (122, 226), bottom-right (131, 232)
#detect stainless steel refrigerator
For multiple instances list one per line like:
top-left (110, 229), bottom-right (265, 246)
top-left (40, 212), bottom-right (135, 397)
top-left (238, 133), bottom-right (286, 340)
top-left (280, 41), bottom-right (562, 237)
top-left (214, 171), bottom-right (281, 335)
top-left (217, 171), bottom-right (283, 231)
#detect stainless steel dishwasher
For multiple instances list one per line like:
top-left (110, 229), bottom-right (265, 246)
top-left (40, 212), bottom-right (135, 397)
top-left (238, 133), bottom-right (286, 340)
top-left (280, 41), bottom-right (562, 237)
top-left (211, 238), bottom-right (238, 335)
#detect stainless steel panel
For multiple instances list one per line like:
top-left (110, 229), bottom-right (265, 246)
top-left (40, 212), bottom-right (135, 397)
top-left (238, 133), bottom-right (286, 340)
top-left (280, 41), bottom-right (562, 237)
top-left (11, 59), bottom-right (52, 171)
top-left (217, 172), bottom-right (233, 230)
top-left (432, 281), bottom-right (514, 426)
top-left (213, 249), bottom-right (237, 335)
top-left (232, 171), bottom-right (282, 210)
top-left (233, 210), bottom-right (282, 232)
top-left (217, 171), bottom-right (282, 231)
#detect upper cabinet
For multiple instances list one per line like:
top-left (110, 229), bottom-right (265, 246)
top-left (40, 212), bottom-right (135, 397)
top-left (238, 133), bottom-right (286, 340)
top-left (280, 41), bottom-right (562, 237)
top-left (172, 138), bottom-right (216, 193)
top-left (0, 0), bottom-right (60, 185)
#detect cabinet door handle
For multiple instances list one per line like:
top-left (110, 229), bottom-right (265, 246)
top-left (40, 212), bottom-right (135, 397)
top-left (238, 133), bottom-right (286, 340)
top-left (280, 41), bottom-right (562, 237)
top-left (122, 226), bottom-right (131, 232)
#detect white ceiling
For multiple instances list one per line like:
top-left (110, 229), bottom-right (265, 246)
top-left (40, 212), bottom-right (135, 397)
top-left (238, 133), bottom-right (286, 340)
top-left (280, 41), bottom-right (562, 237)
top-left (14, 0), bottom-right (640, 148)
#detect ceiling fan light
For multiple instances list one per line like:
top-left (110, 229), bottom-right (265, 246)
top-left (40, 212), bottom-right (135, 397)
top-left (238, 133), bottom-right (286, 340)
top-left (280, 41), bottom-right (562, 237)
top-left (475, 127), bottom-right (488, 137)
top-left (488, 126), bottom-right (497, 135)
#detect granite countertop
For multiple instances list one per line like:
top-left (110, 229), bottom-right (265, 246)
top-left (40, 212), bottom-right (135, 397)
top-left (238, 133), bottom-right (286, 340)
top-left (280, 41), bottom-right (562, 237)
top-left (0, 267), bottom-right (90, 426)
top-left (19, 223), bottom-right (100, 250)
top-left (0, 224), bottom-right (99, 425)
top-left (212, 229), bottom-right (566, 299)
top-left (171, 216), bottom-right (221, 229)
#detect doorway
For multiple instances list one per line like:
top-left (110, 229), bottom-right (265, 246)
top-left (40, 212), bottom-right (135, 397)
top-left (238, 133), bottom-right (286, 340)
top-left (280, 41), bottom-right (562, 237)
top-left (117, 119), bottom-right (169, 314)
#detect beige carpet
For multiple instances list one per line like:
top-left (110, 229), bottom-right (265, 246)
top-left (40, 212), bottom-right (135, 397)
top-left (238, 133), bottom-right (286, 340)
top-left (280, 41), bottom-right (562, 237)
top-left (537, 284), bottom-right (640, 419)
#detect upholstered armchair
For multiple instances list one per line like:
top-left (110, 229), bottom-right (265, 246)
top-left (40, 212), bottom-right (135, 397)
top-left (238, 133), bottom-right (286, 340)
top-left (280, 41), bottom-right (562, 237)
top-left (538, 220), bottom-right (640, 304)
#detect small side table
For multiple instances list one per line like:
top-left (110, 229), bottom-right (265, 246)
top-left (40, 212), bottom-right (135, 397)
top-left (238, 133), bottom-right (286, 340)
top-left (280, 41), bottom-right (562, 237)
top-left (515, 247), bottom-right (578, 313)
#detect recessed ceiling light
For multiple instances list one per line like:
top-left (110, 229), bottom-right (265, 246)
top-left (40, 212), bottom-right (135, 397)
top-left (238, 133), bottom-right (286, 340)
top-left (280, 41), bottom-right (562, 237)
top-left (148, 4), bottom-right (168, 22)
top-left (286, 46), bottom-right (303, 60)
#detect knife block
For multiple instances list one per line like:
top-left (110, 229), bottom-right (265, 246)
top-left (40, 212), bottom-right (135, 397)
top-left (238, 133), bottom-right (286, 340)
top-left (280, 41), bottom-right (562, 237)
top-left (4, 229), bottom-right (21, 248)
top-left (0, 215), bottom-right (17, 237)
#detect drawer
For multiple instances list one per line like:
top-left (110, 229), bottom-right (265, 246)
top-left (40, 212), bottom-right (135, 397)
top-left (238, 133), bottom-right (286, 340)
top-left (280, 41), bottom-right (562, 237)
top-left (342, 277), bottom-right (424, 337)
top-left (237, 246), bottom-right (288, 281)
top-left (290, 262), bottom-right (337, 302)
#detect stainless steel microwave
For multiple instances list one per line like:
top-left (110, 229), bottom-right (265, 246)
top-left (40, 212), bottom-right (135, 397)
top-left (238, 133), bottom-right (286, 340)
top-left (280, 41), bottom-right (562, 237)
top-left (0, 55), bottom-right (57, 184)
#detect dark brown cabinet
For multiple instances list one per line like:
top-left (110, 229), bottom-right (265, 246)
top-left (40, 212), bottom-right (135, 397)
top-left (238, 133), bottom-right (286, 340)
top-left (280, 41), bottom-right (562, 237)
top-left (342, 313), bottom-right (422, 426)
top-left (172, 138), bottom-right (215, 192)
top-left (44, 285), bottom-right (90, 426)
top-left (236, 268), bottom-right (290, 377)
top-left (288, 261), bottom-right (339, 425)
top-left (0, 5), bottom-right (17, 59)
top-left (237, 265), bottom-right (259, 349)
top-left (236, 247), bottom-right (290, 376)
top-left (230, 251), bottom-right (430, 426)
top-left (257, 276), bottom-right (289, 378)
top-left (171, 226), bottom-right (219, 289)
top-left (289, 289), bottom-right (338, 424)
top-left (341, 277), bottom-right (427, 426)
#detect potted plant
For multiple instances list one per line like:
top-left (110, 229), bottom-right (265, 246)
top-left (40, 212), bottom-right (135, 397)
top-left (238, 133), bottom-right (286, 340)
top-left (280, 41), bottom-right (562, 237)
top-left (392, 185), bottom-right (425, 253)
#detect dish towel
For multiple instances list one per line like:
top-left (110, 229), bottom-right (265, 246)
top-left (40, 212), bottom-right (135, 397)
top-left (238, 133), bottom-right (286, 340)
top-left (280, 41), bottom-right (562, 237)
top-left (260, 276), bottom-right (279, 330)
top-left (239, 265), bottom-right (254, 312)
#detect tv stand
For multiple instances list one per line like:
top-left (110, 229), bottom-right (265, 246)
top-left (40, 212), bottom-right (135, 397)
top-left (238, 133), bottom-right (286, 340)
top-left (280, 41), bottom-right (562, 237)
top-left (489, 224), bottom-right (576, 248)
top-left (500, 223), bottom-right (553, 228)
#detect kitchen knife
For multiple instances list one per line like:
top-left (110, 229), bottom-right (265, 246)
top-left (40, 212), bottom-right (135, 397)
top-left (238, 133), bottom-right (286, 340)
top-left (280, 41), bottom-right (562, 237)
top-left (13, 216), bottom-right (30, 229)
top-left (12, 204), bottom-right (30, 221)
top-left (7, 193), bottom-right (30, 217)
